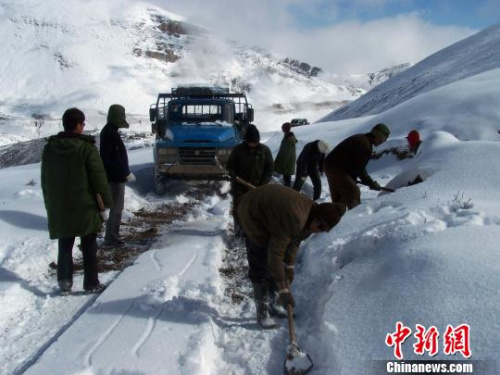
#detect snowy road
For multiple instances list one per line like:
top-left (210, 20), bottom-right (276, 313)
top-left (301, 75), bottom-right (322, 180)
top-left (22, 195), bottom-right (296, 375)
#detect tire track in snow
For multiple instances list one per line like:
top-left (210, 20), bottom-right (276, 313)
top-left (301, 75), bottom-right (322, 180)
top-left (178, 253), bottom-right (198, 277)
top-left (84, 302), bottom-right (134, 367)
top-left (132, 303), bottom-right (165, 357)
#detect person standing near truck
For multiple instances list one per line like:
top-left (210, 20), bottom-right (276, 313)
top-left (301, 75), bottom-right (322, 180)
top-left (226, 124), bottom-right (274, 237)
top-left (274, 122), bottom-right (297, 187)
top-left (100, 104), bottom-right (135, 247)
top-left (41, 108), bottom-right (112, 296)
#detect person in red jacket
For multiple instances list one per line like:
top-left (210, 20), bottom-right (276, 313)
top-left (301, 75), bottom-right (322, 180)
top-left (406, 129), bottom-right (422, 154)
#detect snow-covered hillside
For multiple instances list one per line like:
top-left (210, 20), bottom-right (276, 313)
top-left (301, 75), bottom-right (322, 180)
top-left (0, 0), bottom-right (406, 137)
top-left (2, 3), bottom-right (500, 375)
top-left (1, 64), bottom-right (500, 373)
top-left (321, 23), bottom-right (500, 122)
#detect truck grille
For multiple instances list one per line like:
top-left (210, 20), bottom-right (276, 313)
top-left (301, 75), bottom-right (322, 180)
top-left (179, 147), bottom-right (216, 165)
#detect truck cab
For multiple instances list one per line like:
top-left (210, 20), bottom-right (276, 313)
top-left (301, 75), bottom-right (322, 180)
top-left (149, 86), bottom-right (253, 194)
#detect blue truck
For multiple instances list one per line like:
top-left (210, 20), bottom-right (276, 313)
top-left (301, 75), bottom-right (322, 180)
top-left (149, 85), bottom-right (254, 194)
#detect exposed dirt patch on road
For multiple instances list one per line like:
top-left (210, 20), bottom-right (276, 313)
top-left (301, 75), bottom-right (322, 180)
top-left (49, 201), bottom-right (198, 275)
top-left (219, 230), bottom-right (252, 305)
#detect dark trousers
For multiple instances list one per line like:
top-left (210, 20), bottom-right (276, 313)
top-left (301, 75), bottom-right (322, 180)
top-left (105, 182), bottom-right (125, 243)
top-left (58, 233), bottom-right (100, 290)
top-left (282, 175), bottom-right (292, 187)
top-left (325, 167), bottom-right (361, 209)
top-left (292, 168), bottom-right (322, 200)
top-left (244, 236), bottom-right (276, 293)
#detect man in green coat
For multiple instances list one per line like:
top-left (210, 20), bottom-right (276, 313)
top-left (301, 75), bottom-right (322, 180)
top-left (238, 184), bottom-right (345, 328)
top-left (325, 123), bottom-right (390, 209)
top-left (274, 122), bottom-right (297, 187)
top-left (41, 108), bottom-right (113, 296)
top-left (226, 124), bottom-right (274, 237)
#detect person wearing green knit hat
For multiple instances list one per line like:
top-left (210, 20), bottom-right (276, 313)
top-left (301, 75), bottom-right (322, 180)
top-left (324, 123), bottom-right (390, 209)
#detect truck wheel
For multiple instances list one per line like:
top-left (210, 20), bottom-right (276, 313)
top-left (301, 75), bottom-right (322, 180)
top-left (154, 173), bottom-right (167, 196)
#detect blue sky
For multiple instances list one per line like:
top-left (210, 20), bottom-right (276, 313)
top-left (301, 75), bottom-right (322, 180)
top-left (289, 0), bottom-right (497, 30)
top-left (148, 0), bottom-right (496, 73)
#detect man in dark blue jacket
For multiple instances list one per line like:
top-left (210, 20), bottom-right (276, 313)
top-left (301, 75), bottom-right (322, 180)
top-left (100, 104), bottom-right (135, 247)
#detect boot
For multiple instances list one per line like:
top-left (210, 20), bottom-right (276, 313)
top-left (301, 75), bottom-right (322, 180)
top-left (252, 281), bottom-right (277, 329)
top-left (58, 280), bottom-right (72, 296)
top-left (268, 290), bottom-right (288, 318)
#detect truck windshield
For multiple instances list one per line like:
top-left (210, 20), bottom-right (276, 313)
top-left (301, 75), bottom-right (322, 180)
top-left (170, 104), bottom-right (223, 123)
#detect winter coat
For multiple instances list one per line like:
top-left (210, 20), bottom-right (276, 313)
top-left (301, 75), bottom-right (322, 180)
top-left (41, 133), bottom-right (112, 239)
top-left (237, 185), bottom-right (314, 285)
top-left (274, 132), bottom-right (297, 176)
top-left (324, 133), bottom-right (376, 186)
top-left (296, 140), bottom-right (325, 177)
top-left (99, 124), bottom-right (130, 183)
top-left (226, 142), bottom-right (274, 196)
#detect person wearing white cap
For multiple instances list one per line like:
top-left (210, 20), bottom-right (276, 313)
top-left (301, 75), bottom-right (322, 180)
top-left (292, 139), bottom-right (329, 200)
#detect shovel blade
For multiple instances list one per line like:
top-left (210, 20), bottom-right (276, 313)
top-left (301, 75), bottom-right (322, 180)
top-left (283, 344), bottom-right (314, 375)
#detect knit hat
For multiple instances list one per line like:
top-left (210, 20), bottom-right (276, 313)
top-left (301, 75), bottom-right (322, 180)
top-left (406, 130), bottom-right (420, 148)
top-left (244, 124), bottom-right (260, 143)
top-left (107, 104), bottom-right (129, 129)
top-left (282, 122), bottom-right (291, 133)
top-left (317, 140), bottom-right (330, 153)
top-left (315, 202), bottom-right (346, 232)
top-left (370, 123), bottom-right (390, 140)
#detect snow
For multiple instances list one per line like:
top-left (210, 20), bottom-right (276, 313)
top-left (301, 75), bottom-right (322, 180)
top-left (1, 2), bottom-right (499, 375)
top-left (0, 0), bottom-right (369, 136)
top-left (321, 23), bottom-right (500, 122)
top-left (2, 68), bottom-right (500, 373)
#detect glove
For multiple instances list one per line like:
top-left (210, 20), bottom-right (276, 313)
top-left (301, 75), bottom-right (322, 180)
top-left (370, 180), bottom-right (382, 191)
top-left (126, 173), bottom-right (136, 183)
top-left (278, 288), bottom-right (295, 308)
top-left (100, 209), bottom-right (110, 221)
top-left (285, 265), bottom-right (295, 285)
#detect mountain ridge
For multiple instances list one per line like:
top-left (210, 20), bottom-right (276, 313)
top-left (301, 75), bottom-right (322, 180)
top-left (320, 23), bottom-right (500, 123)
top-left (0, 0), bottom-right (407, 133)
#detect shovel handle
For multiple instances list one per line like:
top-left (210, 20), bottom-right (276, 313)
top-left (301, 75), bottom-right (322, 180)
top-left (356, 179), bottom-right (395, 193)
top-left (96, 194), bottom-right (105, 211)
top-left (287, 304), bottom-right (297, 344)
top-left (236, 176), bottom-right (257, 190)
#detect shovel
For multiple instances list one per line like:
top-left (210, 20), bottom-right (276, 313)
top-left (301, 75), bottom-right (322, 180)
top-left (356, 179), bottom-right (395, 193)
top-left (236, 176), bottom-right (257, 190)
top-left (283, 304), bottom-right (314, 374)
top-left (235, 176), bottom-right (314, 373)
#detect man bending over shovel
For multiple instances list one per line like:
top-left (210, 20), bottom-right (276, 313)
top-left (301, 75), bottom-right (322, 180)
top-left (237, 184), bottom-right (346, 328)
top-left (325, 123), bottom-right (391, 209)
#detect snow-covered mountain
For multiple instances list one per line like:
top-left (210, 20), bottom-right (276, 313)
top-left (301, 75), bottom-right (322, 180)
top-left (321, 23), bottom-right (500, 122)
top-left (0, 0), bottom-right (406, 138)
top-left (1, 4), bottom-right (500, 375)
